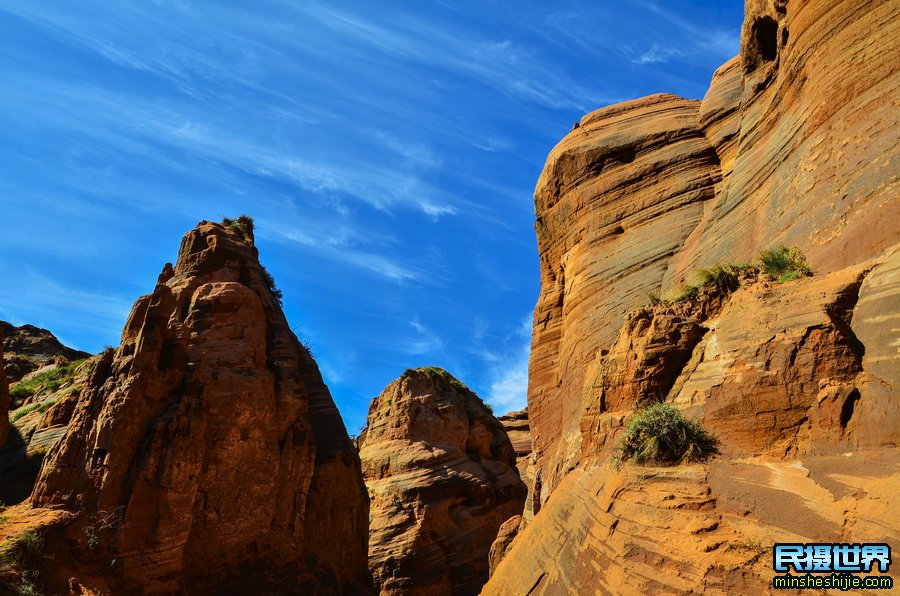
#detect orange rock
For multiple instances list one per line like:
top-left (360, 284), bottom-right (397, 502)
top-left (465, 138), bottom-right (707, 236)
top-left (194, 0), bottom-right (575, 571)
top-left (29, 221), bottom-right (370, 594)
top-left (359, 367), bottom-right (526, 595)
top-left (485, 452), bottom-right (900, 594)
top-left (530, 94), bottom-right (721, 497)
top-left (487, 515), bottom-right (521, 577)
top-left (497, 409), bottom-right (531, 475)
top-left (528, 0), bottom-right (900, 500)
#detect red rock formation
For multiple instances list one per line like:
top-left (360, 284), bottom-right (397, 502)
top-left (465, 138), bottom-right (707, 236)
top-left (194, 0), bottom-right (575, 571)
top-left (29, 221), bottom-right (370, 594)
top-left (487, 514), bottom-right (521, 577)
top-left (528, 0), bottom-right (900, 500)
top-left (359, 367), bottom-right (526, 596)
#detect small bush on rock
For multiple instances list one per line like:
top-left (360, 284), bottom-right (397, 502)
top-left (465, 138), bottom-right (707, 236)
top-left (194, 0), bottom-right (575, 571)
top-left (221, 214), bottom-right (255, 246)
top-left (620, 403), bottom-right (719, 464)
top-left (759, 246), bottom-right (811, 282)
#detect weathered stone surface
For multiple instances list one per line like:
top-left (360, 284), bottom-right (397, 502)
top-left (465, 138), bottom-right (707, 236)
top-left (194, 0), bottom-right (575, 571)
top-left (486, 452), bottom-right (899, 595)
top-left (528, 0), bottom-right (900, 500)
top-left (497, 409), bottom-right (530, 474)
top-left (487, 515), bottom-right (521, 578)
top-left (669, 265), bottom-right (874, 456)
top-left (359, 367), bottom-right (525, 596)
top-left (529, 94), bottom-right (721, 496)
top-left (849, 247), bottom-right (900, 447)
top-left (28, 221), bottom-right (370, 594)
top-left (0, 321), bottom-right (90, 383)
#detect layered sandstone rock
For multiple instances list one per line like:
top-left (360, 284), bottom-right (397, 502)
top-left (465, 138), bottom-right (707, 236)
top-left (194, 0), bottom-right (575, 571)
top-left (530, 94), bottom-right (722, 495)
top-left (359, 367), bottom-right (526, 596)
top-left (528, 0), bottom-right (900, 501)
top-left (497, 409), bottom-right (530, 474)
top-left (28, 221), bottom-right (370, 594)
top-left (486, 452), bottom-right (899, 594)
top-left (0, 321), bottom-right (90, 383)
top-left (487, 257), bottom-right (900, 593)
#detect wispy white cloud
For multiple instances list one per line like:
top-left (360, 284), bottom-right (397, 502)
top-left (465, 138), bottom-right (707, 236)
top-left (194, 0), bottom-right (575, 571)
top-left (630, 45), bottom-right (682, 65)
top-left (405, 316), bottom-right (445, 355)
top-left (482, 315), bottom-right (532, 413)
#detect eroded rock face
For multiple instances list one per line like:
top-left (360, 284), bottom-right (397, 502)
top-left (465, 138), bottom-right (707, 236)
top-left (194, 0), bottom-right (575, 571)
top-left (486, 452), bottom-right (900, 594)
top-left (0, 321), bottom-right (90, 383)
top-left (530, 94), bottom-right (722, 495)
top-left (487, 259), bottom-right (899, 594)
top-left (359, 367), bottom-right (526, 596)
top-left (30, 221), bottom-right (370, 594)
top-left (528, 0), bottom-right (900, 500)
top-left (497, 409), bottom-right (531, 474)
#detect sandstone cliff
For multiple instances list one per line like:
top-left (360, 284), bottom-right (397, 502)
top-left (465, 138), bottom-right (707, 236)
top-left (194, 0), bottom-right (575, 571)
top-left (359, 367), bottom-right (526, 595)
top-left (25, 221), bottom-right (370, 594)
top-left (527, 0), bottom-right (900, 502)
top-left (0, 321), bottom-right (90, 384)
top-left (489, 0), bottom-right (899, 592)
top-left (488, 253), bottom-right (900, 594)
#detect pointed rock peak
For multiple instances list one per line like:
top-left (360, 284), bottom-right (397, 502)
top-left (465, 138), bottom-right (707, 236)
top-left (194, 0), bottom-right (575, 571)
top-left (30, 218), bottom-right (370, 594)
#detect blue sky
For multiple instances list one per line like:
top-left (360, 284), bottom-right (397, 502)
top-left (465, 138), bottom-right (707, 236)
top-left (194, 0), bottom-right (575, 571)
top-left (0, 1), bottom-right (743, 433)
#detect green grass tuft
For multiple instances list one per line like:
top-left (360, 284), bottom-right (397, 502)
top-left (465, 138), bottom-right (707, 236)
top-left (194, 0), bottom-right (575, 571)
top-left (759, 246), bottom-right (812, 282)
top-left (619, 403), bottom-right (719, 464)
top-left (9, 360), bottom-right (83, 409)
top-left (416, 366), bottom-right (471, 393)
top-left (9, 397), bottom-right (59, 423)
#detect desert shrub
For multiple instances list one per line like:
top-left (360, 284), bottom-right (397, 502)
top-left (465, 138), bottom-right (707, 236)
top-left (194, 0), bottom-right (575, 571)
top-left (669, 284), bottom-right (699, 303)
top-left (620, 403), bottom-right (719, 464)
top-left (0, 530), bottom-right (43, 566)
top-left (695, 263), bottom-right (750, 292)
top-left (260, 264), bottom-right (284, 305)
top-left (758, 246), bottom-right (811, 282)
top-left (416, 366), bottom-right (471, 393)
top-left (221, 214), bottom-right (255, 245)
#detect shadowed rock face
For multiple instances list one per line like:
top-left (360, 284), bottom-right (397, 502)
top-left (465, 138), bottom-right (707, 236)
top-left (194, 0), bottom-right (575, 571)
top-left (359, 368), bottom-right (526, 596)
top-left (528, 0), bottom-right (900, 500)
top-left (30, 221), bottom-right (370, 594)
top-left (497, 409), bottom-right (531, 474)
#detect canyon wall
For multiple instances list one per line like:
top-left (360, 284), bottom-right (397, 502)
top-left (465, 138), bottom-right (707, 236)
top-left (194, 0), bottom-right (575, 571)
top-left (487, 0), bottom-right (899, 592)
top-left (28, 221), bottom-right (371, 594)
top-left (527, 0), bottom-right (900, 500)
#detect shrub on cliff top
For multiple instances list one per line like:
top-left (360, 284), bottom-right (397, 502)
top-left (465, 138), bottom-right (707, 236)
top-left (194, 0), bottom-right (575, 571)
top-left (620, 403), bottom-right (719, 464)
top-left (222, 214), bottom-right (255, 245)
top-left (759, 246), bottom-right (812, 282)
